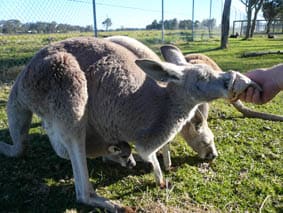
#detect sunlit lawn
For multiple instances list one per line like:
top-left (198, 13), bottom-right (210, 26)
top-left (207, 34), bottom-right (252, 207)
top-left (0, 31), bottom-right (282, 212)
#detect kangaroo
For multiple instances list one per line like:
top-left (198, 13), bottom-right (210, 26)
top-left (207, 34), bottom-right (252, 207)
top-left (108, 36), bottom-right (282, 173)
top-left (107, 36), bottom-right (217, 167)
top-left (160, 49), bottom-right (283, 170)
top-left (161, 104), bottom-right (215, 170)
top-left (0, 37), bottom-right (260, 212)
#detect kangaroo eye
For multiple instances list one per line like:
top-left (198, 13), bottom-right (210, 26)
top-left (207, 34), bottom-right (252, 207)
top-left (202, 140), bottom-right (210, 146)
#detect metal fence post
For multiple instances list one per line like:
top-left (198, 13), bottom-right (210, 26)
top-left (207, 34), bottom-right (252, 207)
top-left (161, 0), bottom-right (164, 43)
top-left (192, 0), bottom-right (195, 41)
top-left (92, 0), bottom-right (98, 37)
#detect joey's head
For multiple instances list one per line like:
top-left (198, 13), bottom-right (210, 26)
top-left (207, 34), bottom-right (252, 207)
top-left (136, 45), bottom-right (261, 103)
top-left (181, 109), bottom-right (217, 160)
top-left (103, 141), bottom-right (136, 169)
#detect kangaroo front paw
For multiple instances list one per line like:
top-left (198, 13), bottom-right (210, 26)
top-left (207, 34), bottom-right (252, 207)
top-left (159, 179), bottom-right (172, 189)
top-left (118, 206), bottom-right (136, 213)
top-left (159, 180), bottom-right (166, 189)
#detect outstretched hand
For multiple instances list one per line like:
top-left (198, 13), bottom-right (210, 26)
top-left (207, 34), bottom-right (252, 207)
top-left (239, 69), bottom-right (281, 104)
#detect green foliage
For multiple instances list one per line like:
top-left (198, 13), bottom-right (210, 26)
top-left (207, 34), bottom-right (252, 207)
top-left (102, 18), bottom-right (112, 31)
top-left (0, 32), bottom-right (282, 212)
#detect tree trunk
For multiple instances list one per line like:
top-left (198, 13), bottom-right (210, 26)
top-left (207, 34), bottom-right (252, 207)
top-left (245, 5), bottom-right (252, 39)
top-left (250, 16), bottom-right (257, 37)
top-left (266, 19), bottom-right (272, 34)
top-left (221, 0), bottom-right (232, 49)
top-left (250, 0), bottom-right (264, 37)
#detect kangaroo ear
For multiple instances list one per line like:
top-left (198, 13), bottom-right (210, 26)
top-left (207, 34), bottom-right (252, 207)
top-left (192, 110), bottom-right (205, 131)
top-left (135, 59), bottom-right (183, 83)
top-left (197, 103), bottom-right (209, 120)
top-left (160, 45), bottom-right (187, 65)
top-left (108, 145), bottom-right (122, 155)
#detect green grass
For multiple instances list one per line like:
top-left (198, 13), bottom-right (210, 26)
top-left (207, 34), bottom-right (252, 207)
top-left (0, 32), bottom-right (282, 212)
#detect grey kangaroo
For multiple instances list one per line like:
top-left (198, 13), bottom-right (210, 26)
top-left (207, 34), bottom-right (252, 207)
top-left (0, 37), bottom-right (260, 212)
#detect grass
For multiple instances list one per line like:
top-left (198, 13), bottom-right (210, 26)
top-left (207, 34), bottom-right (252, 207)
top-left (0, 31), bottom-right (282, 212)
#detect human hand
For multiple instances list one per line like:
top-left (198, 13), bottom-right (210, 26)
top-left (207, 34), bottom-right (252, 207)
top-left (239, 68), bottom-right (281, 104)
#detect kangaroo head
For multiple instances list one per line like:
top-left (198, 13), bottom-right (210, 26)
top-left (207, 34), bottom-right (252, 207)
top-left (181, 109), bottom-right (217, 160)
top-left (136, 45), bottom-right (261, 103)
top-left (104, 141), bottom-right (136, 169)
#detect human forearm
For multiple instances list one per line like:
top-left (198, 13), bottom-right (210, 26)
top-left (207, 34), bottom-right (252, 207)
top-left (269, 63), bottom-right (283, 90)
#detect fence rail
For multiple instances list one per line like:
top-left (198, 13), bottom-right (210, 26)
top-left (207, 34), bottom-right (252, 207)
top-left (232, 19), bottom-right (283, 36)
top-left (1, 0), bottom-right (282, 83)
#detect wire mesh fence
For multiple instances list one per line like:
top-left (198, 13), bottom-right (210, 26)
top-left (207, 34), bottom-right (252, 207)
top-left (232, 19), bottom-right (283, 36)
top-left (0, 0), bottom-right (96, 82)
top-left (0, 0), bottom-right (279, 82)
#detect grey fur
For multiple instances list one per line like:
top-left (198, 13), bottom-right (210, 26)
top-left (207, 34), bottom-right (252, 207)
top-left (107, 36), bottom-right (217, 169)
top-left (0, 36), bottom-right (258, 211)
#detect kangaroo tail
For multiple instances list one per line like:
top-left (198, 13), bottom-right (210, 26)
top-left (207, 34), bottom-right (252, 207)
top-left (232, 100), bottom-right (283, 121)
top-left (0, 86), bottom-right (32, 157)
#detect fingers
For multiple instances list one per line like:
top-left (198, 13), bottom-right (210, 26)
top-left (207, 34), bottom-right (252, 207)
top-left (245, 87), bottom-right (254, 102)
top-left (251, 89), bottom-right (261, 104)
top-left (239, 87), bottom-right (262, 104)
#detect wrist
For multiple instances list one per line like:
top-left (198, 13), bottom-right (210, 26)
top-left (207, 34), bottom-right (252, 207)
top-left (270, 64), bottom-right (283, 90)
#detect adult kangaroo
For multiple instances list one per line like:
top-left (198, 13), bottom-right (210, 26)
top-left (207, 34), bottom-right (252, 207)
top-left (0, 37), bottom-right (260, 212)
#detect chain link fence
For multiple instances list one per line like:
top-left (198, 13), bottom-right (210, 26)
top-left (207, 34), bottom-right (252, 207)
top-left (0, 0), bottom-right (97, 82)
top-left (0, 0), bottom-right (279, 83)
top-left (232, 19), bottom-right (283, 36)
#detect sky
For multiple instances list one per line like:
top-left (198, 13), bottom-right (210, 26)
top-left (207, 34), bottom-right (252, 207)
top-left (0, 0), bottom-right (251, 30)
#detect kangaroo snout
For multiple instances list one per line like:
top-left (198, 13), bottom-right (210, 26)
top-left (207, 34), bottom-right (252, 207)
top-left (125, 155), bottom-right (136, 169)
top-left (197, 141), bottom-right (218, 161)
top-left (204, 150), bottom-right (218, 160)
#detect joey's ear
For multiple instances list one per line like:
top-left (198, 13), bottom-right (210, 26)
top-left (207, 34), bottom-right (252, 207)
top-left (160, 45), bottom-right (187, 65)
top-left (193, 110), bottom-right (205, 131)
top-left (197, 103), bottom-right (209, 120)
top-left (108, 145), bottom-right (122, 155)
top-left (135, 59), bottom-right (183, 83)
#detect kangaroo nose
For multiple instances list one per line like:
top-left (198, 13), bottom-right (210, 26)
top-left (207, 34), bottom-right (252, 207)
top-left (205, 152), bottom-right (218, 160)
top-left (126, 158), bottom-right (136, 169)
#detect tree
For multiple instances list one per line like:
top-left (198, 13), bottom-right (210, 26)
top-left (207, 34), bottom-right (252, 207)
top-left (221, 0), bottom-right (232, 49)
top-left (179, 20), bottom-right (193, 29)
top-left (46, 21), bottom-right (57, 33)
top-left (250, 0), bottom-right (264, 37)
top-left (262, 0), bottom-right (283, 34)
top-left (2, 19), bottom-right (21, 34)
top-left (241, 0), bottom-right (264, 39)
top-left (171, 18), bottom-right (178, 30)
top-left (194, 20), bottom-right (200, 29)
top-left (102, 18), bottom-right (112, 31)
top-left (202, 18), bottom-right (216, 37)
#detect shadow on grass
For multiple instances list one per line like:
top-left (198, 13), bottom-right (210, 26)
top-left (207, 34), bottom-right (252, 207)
top-left (0, 126), bottom-right (153, 212)
top-left (169, 154), bottom-right (205, 169)
top-left (0, 100), bottom-right (7, 107)
top-left (0, 56), bottom-right (32, 69)
top-left (0, 122), bottom-right (212, 212)
top-left (182, 47), bottom-right (222, 55)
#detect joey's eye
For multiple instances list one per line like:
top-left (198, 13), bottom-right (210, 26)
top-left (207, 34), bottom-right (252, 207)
top-left (195, 122), bottom-right (202, 130)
